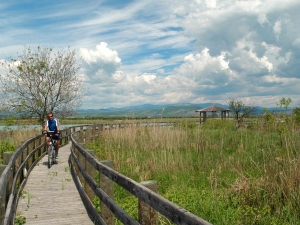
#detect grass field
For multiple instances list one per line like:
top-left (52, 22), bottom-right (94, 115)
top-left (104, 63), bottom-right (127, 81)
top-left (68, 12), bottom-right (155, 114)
top-left (88, 117), bottom-right (300, 224)
top-left (1, 115), bottom-right (300, 224)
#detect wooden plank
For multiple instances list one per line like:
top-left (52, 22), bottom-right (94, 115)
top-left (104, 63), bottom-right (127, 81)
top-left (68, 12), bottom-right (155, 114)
top-left (16, 143), bottom-right (94, 225)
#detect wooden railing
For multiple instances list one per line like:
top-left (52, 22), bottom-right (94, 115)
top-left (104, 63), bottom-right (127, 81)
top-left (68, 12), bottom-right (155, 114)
top-left (0, 125), bottom-right (86, 225)
top-left (69, 124), bottom-right (212, 225)
top-left (0, 123), bottom-right (212, 225)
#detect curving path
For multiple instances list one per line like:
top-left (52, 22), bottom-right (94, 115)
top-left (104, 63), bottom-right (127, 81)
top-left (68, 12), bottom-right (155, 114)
top-left (16, 143), bottom-right (94, 225)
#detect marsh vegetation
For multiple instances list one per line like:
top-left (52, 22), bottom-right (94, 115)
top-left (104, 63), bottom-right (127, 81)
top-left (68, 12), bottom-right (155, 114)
top-left (88, 116), bottom-right (300, 224)
top-left (1, 114), bottom-right (300, 224)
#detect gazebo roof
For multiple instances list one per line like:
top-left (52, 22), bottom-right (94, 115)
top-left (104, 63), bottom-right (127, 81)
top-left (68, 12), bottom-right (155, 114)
top-left (195, 104), bottom-right (230, 112)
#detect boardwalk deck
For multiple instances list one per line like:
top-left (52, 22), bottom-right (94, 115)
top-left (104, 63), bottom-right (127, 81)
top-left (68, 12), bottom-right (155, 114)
top-left (17, 143), bottom-right (94, 225)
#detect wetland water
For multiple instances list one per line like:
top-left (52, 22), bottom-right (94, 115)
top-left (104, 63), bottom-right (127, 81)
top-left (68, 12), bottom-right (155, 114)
top-left (0, 124), bottom-right (82, 131)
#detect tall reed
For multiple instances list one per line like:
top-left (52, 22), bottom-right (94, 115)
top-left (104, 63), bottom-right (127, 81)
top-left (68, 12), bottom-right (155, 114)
top-left (0, 129), bottom-right (40, 163)
top-left (89, 119), bottom-right (300, 224)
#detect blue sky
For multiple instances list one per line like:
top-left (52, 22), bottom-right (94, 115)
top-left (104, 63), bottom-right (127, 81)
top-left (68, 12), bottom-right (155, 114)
top-left (1, 0), bottom-right (300, 109)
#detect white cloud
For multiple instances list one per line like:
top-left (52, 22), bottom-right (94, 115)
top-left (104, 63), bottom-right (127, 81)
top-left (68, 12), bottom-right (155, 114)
top-left (80, 42), bottom-right (122, 83)
top-left (205, 0), bottom-right (216, 9)
top-left (80, 42), bottom-right (121, 65)
top-left (263, 74), bottom-right (299, 84)
top-left (2, 0), bottom-right (300, 109)
top-left (174, 48), bottom-right (234, 85)
top-left (273, 20), bottom-right (282, 40)
top-left (229, 40), bottom-right (274, 77)
top-left (257, 14), bottom-right (269, 25)
top-left (292, 37), bottom-right (300, 48)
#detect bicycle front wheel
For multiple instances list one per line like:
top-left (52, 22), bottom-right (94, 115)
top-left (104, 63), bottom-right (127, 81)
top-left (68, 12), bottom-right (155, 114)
top-left (48, 146), bottom-right (52, 168)
top-left (52, 146), bottom-right (56, 164)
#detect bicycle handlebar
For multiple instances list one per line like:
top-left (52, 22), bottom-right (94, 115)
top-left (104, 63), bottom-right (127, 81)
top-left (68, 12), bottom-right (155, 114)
top-left (44, 131), bottom-right (59, 138)
top-left (47, 131), bottom-right (55, 136)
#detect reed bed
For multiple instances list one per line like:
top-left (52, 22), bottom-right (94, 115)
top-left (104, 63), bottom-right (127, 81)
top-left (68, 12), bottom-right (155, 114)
top-left (1, 116), bottom-right (299, 224)
top-left (89, 119), bottom-right (300, 224)
top-left (0, 128), bottom-right (41, 164)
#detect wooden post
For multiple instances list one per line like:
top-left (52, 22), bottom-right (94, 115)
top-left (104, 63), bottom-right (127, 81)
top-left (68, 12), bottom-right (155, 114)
top-left (32, 139), bottom-right (36, 163)
top-left (2, 152), bottom-right (14, 222)
top-left (95, 126), bottom-right (99, 139)
top-left (72, 132), bottom-right (78, 143)
top-left (4, 152), bottom-right (14, 176)
top-left (0, 165), bottom-right (7, 222)
top-left (19, 141), bottom-right (27, 182)
top-left (63, 130), bottom-right (67, 144)
top-left (79, 128), bottom-right (84, 143)
top-left (71, 133), bottom-right (78, 157)
top-left (138, 180), bottom-right (158, 225)
top-left (65, 129), bottom-right (69, 144)
top-left (91, 126), bottom-right (96, 142)
top-left (42, 135), bottom-right (47, 156)
top-left (37, 136), bottom-right (42, 157)
top-left (77, 143), bottom-right (86, 184)
top-left (26, 142), bottom-right (32, 169)
top-left (3, 152), bottom-right (14, 169)
top-left (85, 150), bottom-right (95, 202)
top-left (86, 129), bottom-right (91, 145)
top-left (100, 160), bottom-right (114, 225)
top-left (199, 112), bottom-right (201, 124)
top-left (14, 143), bottom-right (22, 183)
top-left (0, 165), bottom-right (6, 174)
top-left (70, 142), bottom-right (76, 173)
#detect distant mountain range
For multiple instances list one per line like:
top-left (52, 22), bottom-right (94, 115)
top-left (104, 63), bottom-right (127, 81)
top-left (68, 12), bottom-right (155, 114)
top-left (0, 103), bottom-right (292, 119)
top-left (76, 103), bottom-right (291, 118)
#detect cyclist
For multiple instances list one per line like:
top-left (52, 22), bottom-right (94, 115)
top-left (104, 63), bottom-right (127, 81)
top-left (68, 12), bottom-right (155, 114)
top-left (43, 112), bottom-right (60, 158)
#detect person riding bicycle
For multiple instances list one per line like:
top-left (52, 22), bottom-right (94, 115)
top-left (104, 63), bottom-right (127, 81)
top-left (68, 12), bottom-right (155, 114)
top-left (43, 112), bottom-right (60, 159)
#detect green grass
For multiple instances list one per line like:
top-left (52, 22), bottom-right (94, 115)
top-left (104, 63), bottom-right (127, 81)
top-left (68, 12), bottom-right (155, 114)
top-left (2, 116), bottom-right (300, 224)
top-left (0, 138), bottom-right (16, 164)
top-left (88, 118), bottom-right (300, 224)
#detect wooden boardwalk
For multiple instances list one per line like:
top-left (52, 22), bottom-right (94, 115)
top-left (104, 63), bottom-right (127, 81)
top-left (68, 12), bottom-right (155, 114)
top-left (17, 143), bottom-right (94, 225)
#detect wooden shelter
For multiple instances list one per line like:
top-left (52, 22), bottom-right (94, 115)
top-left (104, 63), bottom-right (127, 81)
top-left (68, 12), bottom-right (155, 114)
top-left (196, 103), bottom-right (230, 123)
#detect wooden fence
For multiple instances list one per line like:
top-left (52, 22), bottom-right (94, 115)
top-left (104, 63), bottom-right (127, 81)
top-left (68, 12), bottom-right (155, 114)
top-left (69, 124), bottom-right (212, 225)
top-left (1, 123), bottom-right (212, 225)
top-left (0, 125), bottom-right (85, 225)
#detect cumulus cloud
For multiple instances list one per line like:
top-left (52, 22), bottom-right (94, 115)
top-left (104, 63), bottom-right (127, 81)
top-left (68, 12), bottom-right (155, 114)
top-left (173, 48), bottom-right (234, 85)
top-left (227, 39), bottom-right (274, 79)
top-left (2, 0), bottom-right (300, 108)
top-left (79, 42), bottom-right (123, 83)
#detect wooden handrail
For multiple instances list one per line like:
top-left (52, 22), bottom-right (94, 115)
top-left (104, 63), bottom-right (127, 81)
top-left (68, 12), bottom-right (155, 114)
top-left (69, 124), bottom-right (212, 225)
top-left (1, 122), bottom-right (212, 225)
top-left (0, 125), bottom-right (85, 225)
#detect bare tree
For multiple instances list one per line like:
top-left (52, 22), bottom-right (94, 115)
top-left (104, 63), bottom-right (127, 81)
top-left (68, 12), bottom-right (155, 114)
top-left (0, 46), bottom-right (85, 124)
top-left (228, 99), bottom-right (256, 128)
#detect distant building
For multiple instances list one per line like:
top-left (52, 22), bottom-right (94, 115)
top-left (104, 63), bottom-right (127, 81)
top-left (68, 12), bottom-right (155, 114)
top-left (195, 103), bottom-right (230, 123)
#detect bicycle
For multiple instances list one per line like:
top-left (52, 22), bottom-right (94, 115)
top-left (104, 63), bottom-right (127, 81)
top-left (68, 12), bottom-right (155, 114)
top-left (47, 131), bottom-right (57, 168)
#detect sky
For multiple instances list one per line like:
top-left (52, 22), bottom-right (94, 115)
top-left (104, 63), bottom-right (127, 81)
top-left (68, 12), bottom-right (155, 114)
top-left (0, 0), bottom-right (300, 109)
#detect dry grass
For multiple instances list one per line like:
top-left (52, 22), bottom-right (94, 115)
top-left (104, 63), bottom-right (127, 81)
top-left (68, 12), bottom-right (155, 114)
top-left (0, 128), bottom-right (41, 164)
top-left (0, 129), bottom-right (41, 146)
top-left (1, 116), bottom-right (300, 223)
top-left (88, 119), bottom-right (300, 224)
